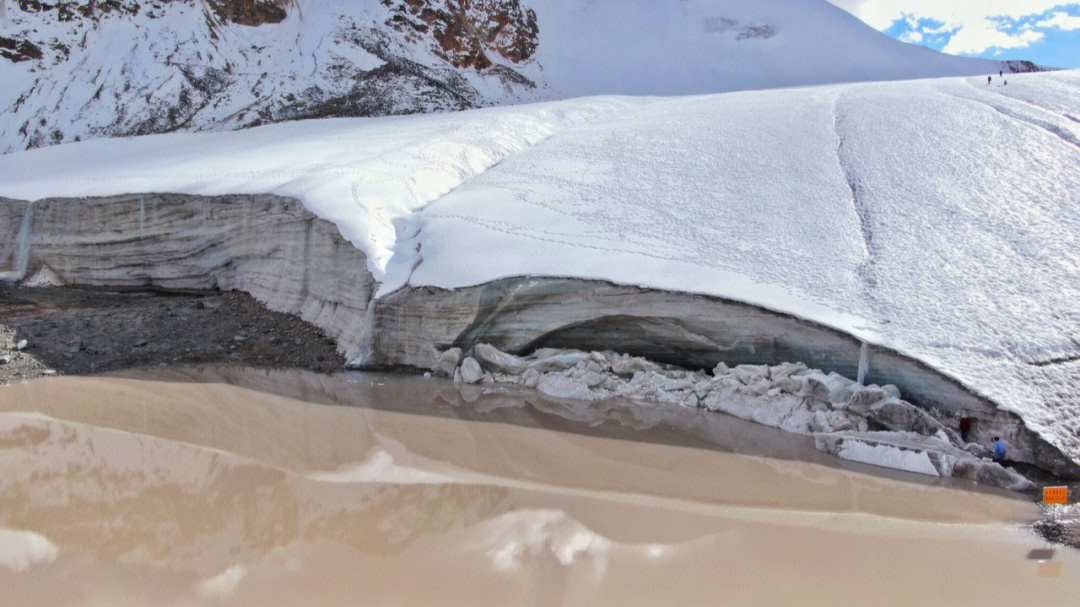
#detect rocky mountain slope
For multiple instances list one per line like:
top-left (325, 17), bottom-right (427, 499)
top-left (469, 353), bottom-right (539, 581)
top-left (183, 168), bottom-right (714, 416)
top-left (0, 0), bottom-right (547, 153)
top-left (0, 0), bottom-right (1019, 154)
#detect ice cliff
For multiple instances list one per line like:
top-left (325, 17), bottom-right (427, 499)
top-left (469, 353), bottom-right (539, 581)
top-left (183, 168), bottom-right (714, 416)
top-left (3, 70), bottom-right (1080, 479)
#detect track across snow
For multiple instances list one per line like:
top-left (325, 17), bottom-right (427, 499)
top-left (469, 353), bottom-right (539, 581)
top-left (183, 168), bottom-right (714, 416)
top-left (2, 70), bottom-right (1080, 463)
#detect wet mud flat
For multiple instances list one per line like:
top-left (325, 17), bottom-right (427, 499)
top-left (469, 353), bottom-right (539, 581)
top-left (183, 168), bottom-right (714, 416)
top-left (0, 368), bottom-right (1076, 607)
top-left (0, 284), bottom-right (343, 384)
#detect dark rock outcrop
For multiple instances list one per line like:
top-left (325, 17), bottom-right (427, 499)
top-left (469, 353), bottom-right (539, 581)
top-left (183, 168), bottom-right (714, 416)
top-left (205, 0), bottom-right (289, 26)
top-left (383, 0), bottom-right (538, 70)
top-left (12, 0), bottom-right (288, 27)
top-left (1003, 60), bottom-right (1044, 73)
top-left (0, 35), bottom-right (43, 62)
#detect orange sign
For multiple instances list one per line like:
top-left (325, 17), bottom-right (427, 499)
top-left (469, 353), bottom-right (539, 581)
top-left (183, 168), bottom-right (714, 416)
top-left (1043, 486), bottom-right (1069, 505)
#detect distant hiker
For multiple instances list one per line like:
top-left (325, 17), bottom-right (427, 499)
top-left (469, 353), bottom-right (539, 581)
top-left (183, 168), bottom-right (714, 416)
top-left (958, 411), bottom-right (972, 443)
top-left (999, 69), bottom-right (1003, 78)
top-left (1004, 79), bottom-right (1008, 87)
top-left (988, 75), bottom-right (992, 86)
top-left (992, 436), bottom-right (1008, 463)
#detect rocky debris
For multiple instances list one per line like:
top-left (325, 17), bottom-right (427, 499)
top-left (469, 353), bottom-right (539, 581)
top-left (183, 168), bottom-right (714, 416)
top-left (0, 284), bottom-right (343, 385)
top-left (473, 342), bottom-right (527, 375)
top-left (435, 347), bottom-right (462, 377)
top-left (445, 342), bottom-right (1036, 491)
top-left (458, 356), bottom-right (483, 384)
top-left (816, 431), bottom-right (1034, 492)
top-left (865, 398), bottom-right (959, 443)
top-left (536, 373), bottom-right (591, 400)
top-left (1034, 502), bottom-right (1080, 549)
top-left (521, 366), bottom-right (539, 388)
top-left (848, 385), bottom-right (885, 410)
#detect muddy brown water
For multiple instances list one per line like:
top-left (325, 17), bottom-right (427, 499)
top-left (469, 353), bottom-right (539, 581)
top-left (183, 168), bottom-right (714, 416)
top-left (0, 366), bottom-right (1075, 606)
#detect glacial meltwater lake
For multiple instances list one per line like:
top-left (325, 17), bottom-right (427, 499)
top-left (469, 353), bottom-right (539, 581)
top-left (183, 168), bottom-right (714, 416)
top-left (0, 366), bottom-right (1075, 606)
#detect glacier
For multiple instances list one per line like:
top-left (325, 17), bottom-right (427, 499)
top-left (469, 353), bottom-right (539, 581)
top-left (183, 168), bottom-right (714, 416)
top-left (2, 70), bottom-right (1080, 473)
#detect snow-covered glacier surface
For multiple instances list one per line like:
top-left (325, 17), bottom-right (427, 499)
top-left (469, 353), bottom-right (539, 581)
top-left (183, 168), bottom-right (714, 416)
top-left (2, 71), bottom-right (1080, 462)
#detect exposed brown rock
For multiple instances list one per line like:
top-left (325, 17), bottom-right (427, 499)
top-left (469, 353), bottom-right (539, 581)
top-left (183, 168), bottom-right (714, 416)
top-left (383, 0), bottom-right (538, 70)
top-left (16, 0), bottom-right (138, 22)
top-left (13, 0), bottom-right (290, 27)
top-left (0, 35), bottom-right (43, 63)
top-left (204, 0), bottom-right (289, 27)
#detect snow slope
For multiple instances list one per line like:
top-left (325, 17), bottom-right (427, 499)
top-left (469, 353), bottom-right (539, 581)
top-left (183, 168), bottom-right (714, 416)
top-left (3, 70), bottom-right (1080, 463)
top-left (0, 0), bottom-right (1013, 153)
top-left (523, 0), bottom-right (1006, 97)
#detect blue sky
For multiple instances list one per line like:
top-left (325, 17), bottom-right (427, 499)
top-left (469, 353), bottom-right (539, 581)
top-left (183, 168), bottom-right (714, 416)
top-left (827, 1), bottom-right (1080, 68)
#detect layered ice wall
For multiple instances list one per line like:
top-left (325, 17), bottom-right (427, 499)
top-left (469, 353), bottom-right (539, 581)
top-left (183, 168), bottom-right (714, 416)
top-left (2, 71), bottom-right (1080, 471)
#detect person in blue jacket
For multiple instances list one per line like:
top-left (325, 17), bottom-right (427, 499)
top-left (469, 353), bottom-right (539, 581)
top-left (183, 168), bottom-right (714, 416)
top-left (992, 436), bottom-right (1008, 463)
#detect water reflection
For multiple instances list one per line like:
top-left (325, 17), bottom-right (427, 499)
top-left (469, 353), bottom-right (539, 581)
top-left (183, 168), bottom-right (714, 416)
top-left (0, 528), bottom-right (58, 573)
top-left (0, 367), bottom-right (1072, 607)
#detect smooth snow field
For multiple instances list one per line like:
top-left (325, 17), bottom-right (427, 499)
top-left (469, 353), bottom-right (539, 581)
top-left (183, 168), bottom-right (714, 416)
top-left (2, 71), bottom-right (1080, 464)
top-left (0, 370), bottom-right (1074, 607)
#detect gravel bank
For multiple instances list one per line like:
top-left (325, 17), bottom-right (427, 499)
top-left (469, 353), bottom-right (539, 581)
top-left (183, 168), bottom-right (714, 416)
top-left (0, 284), bottom-right (343, 384)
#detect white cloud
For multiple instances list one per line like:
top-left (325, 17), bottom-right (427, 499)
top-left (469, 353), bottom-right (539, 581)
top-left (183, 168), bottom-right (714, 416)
top-left (943, 19), bottom-right (1046, 54)
top-left (829, 1), bottom-right (1073, 31)
top-left (827, 1), bottom-right (1079, 54)
top-left (1038, 10), bottom-right (1080, 30)
top-left (899, 29), bottom-right (923, 43)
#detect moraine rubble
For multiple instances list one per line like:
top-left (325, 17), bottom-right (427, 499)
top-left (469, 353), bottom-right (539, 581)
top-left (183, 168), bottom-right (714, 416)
top-left (443, 343), bottom-right (1035, 492)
